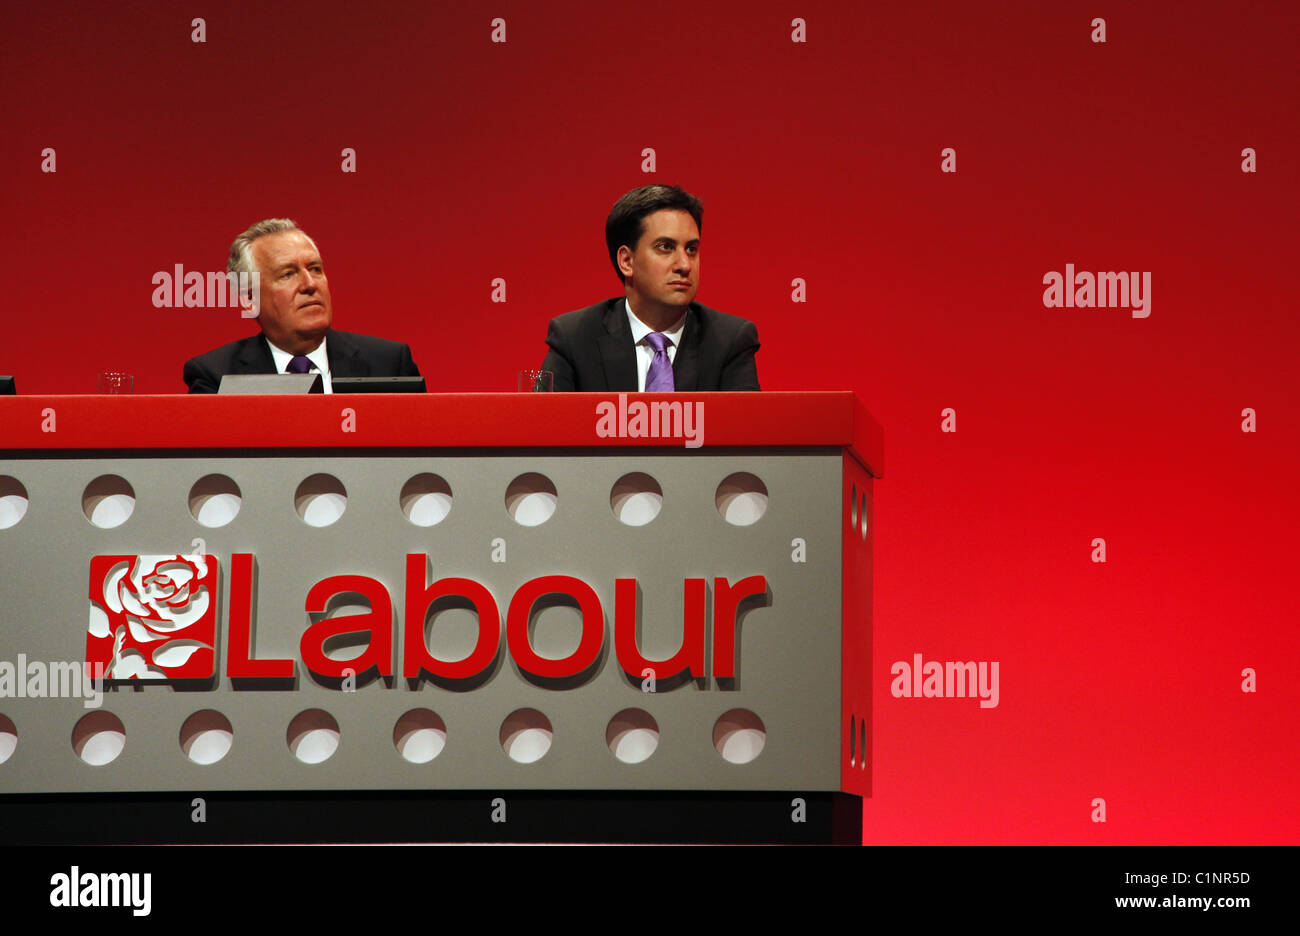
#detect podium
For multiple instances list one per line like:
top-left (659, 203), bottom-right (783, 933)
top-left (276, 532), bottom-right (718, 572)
top-left (0, 393), bottom-right (881, 843)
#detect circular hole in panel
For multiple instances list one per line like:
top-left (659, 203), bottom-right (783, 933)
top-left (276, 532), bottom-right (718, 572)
top-left (72, 711), bottom-right (126, 766)
top-left (505, 473), bottom-right (557, 527)
top-left (715, 473), bottom-right (768, 526)
top-left (500, 708), bottom-right (553, 763)
top-left (849, 714), bottom-right (856, 766)
top-left (610, 472), bottom-right (663, 527)
top-left (850, 483), bottom-right (857, 529)
top-left (394, 709), bottom-right (448, 764)
top-left (82, 475), bottom-right (135, 529)
top-left (287, 709), bottom-right (340, 764)
top-left (0, 714), bottom-right (16, 764)
top-left (606, 709), bottom-right (660, 764)
top-left (861, 493), bottom-right (868, 541)
top-left (294, 474), bottom-right (347, 528)
top-left (0, 477), bottom-right (29, 530)
top-left (179, 710), bottom-right (233, 765)
top-left (712, 708), bottom-right (766, 764)
top-left (188, 474), bottom-right (242, 528)
top-left (400, 473), bottom-right (453, 527)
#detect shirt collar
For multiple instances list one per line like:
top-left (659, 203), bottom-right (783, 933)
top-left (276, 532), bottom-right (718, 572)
top-left (265, 334), bottom-right (330, 375)
top-left (625, 300), bottom-right (687, 347)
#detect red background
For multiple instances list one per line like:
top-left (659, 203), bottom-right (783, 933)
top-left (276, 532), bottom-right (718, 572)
top-left (1, 1), bottom-right (1296, 843)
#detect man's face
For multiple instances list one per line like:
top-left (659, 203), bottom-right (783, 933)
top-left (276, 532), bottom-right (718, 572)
top-left (250, 230), bottom-right (332, 353)
top-left (618, 209), bottom-right (700, 317)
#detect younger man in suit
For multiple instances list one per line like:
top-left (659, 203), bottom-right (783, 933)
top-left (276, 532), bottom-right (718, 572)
top-left (540, 185), bottom-right (760, 392)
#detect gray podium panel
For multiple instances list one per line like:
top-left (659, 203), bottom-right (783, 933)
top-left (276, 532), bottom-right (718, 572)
top-left (0, 450), bottom-right (844, 794)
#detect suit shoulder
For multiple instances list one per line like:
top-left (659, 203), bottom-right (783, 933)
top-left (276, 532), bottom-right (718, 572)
top-left (689, 303), bottom-right (757, 335)
top-left (548, 299), bottom-right (622, 334)
top-left (183, 334), bottom-right (265, 393)
top-left (185, 334), bottom-right (262, 368)
top-left (330, 330), bottom-right (411, 352)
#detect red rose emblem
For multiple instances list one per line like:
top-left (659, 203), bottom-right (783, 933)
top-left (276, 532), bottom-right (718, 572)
top-left (86, 555), bottom-right (217, 681)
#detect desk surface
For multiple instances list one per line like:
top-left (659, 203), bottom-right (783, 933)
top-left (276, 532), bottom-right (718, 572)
top-left (0, 392), bottom-right (883, 476)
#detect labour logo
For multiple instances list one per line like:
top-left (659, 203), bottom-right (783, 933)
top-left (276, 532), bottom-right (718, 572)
top-left (86, 555), bottom-right (217, 681)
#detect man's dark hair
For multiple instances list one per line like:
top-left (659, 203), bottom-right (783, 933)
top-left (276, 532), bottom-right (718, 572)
top-left (605, 185), bottom-right (704, 283)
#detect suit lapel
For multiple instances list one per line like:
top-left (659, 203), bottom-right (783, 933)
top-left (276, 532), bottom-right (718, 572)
top-left (326, 332), bottom-right (370, 378)
top-left (671, 306), bottom-right (700, 391)
top-left (598, 301), bottom-right (638, 392)
top-left (234, 336), bottom-right (276, 374)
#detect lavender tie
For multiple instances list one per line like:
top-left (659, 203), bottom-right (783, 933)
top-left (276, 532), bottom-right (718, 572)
top-left (287, 356), bottom-right (313, 374)
top-left (644, 332), bottom-right (674, 392)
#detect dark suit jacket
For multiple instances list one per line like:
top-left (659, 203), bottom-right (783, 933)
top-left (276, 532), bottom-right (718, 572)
top-left (541, 299), bottom-right (760, 392)
top-left (183, 330), bottom-right (420, 394)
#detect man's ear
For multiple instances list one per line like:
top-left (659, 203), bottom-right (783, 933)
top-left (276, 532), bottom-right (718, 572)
top-left (617, 245), bottom-right (635, 280)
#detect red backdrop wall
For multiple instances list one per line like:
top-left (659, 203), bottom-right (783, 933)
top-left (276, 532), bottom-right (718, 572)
top-left (1, 0), bottom-right (1295, 843)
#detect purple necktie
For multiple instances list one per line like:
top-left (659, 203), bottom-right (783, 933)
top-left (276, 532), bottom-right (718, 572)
top-left (644, 332), bottom-right (674, 392)
top-left (287, 356), bottom-right (313, 374)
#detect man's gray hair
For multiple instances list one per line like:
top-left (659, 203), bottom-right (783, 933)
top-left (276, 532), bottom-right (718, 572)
top-left (227, 218), bottom-right (318, 275)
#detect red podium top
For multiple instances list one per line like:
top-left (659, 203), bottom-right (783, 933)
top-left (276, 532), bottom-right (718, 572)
top-left (0, 392), bottom-right (883, 476)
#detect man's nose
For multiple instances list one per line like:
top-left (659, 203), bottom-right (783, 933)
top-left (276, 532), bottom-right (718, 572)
top-left (298, 270), bottom-right (319, 291)
top-left (673, 249), bottom-right (694, 271)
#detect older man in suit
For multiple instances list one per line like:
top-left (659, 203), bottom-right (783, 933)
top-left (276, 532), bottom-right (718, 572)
top-left (183, 219), bottom-right (420, 393)
top-left (540, 185), bottom-right (760, 392)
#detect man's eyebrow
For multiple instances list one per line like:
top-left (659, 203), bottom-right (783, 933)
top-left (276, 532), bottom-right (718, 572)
top-left (273, 257), bottom-right (323, 271)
